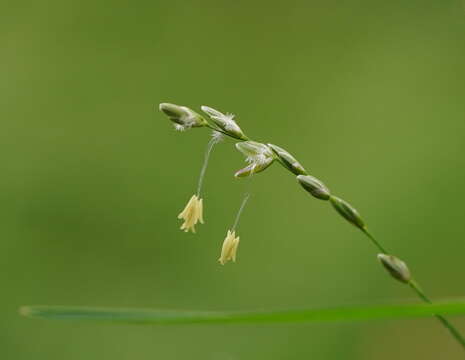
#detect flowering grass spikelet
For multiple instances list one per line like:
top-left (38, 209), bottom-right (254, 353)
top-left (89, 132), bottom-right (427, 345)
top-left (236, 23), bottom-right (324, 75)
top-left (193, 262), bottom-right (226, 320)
top-left (178, 194), bottom-right (204, 233)
top-left (235, 141), bottom-right (274, 176)
top-left (378, 254), bottom-right (411, 284)
top-left (218, 230), bottom-right (240, 265)
top-left (159, 103), bottom-right (207, 131)
top-left (329, 195), bottom-right (365, 230)
top-left (235, 157), bottom-right (274, 177)
top-left (201, 105), bottom-right (247, 140)
top-left (268, 143), bottom-right (307, 176)
top-left (297, 174), bottom-right (331, 200)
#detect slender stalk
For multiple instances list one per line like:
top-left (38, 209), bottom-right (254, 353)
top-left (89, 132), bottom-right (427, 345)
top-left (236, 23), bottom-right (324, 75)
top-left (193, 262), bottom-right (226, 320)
top-left (409, 280), bottom-right (465, 349)
top-left (232, 193), bottom-right (251, 231)
top-left (362, 228), bottom-right (387, 254)
top-left (196, 137), bottom-right (218, 197)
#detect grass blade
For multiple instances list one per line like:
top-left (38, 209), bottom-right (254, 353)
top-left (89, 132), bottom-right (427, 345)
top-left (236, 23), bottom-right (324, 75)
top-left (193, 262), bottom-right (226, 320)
top-left (20, 300), bottom-right (465, 325)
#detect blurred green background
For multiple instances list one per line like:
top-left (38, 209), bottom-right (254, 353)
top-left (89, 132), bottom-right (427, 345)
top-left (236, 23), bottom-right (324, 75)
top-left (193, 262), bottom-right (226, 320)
top-left (2, 0), bottom-right (465, 358)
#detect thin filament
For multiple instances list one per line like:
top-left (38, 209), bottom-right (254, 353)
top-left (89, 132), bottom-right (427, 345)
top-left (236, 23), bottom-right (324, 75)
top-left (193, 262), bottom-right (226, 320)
top-left (232, 193), bottom-right (251, 230)
top-left (196, 137), bottom-right (218, 197)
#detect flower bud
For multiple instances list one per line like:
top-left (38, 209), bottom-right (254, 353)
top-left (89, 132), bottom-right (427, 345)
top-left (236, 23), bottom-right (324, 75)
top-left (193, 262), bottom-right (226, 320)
top-left (377, 254), bottom-right (411, 283)
top-left (297, 175), bottom-right (331, 200)
top-left (267, 144), bottom-right (307, 175)
top-left (330, 196), bottom-right (365, 230)
top-left (159, 103), bottom-right (207, 130)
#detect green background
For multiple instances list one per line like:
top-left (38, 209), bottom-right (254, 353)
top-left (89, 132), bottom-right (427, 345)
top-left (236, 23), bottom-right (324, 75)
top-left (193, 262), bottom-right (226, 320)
top-left (2, 0), bottom-right (465, 358)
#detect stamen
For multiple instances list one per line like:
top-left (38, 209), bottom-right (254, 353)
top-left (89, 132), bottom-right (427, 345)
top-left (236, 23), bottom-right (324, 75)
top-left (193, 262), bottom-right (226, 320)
top-left (196, 134), bottom-right (221, 197)
top-left (232, 193), bottom-right (251, 231)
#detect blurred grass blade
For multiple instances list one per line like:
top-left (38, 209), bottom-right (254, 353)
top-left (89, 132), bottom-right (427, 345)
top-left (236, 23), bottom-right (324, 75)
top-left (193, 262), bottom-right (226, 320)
top-left (20, 300), bottom-right (465, 325)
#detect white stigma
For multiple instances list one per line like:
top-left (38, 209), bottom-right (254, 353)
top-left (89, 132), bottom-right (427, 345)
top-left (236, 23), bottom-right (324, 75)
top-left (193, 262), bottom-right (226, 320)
top-left (211, 130), bottom-right (224, 143)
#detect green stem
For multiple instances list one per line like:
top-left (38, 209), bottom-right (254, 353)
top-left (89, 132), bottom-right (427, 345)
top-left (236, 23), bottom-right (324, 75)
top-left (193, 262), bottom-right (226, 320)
top-left (361, 228), bottom-right (387, 253)
top-left (409, 281), bottom-right (465, 350)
